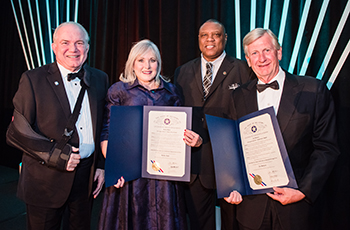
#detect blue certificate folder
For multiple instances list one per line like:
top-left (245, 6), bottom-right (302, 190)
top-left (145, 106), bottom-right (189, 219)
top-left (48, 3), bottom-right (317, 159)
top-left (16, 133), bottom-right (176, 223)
top-left (206, 107), bottom-right (298, 198)
top-left (105, 105), bottom-right (192, 187)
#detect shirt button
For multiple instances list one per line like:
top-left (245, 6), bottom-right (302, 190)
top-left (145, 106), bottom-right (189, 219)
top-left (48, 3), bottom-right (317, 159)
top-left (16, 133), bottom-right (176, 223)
top-left (151, 90), bottom-right (155, 93)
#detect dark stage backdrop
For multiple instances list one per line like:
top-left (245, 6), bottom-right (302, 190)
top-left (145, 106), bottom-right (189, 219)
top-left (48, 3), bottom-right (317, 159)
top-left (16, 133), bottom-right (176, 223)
top-left (1, 0), bottom-right (349, 229)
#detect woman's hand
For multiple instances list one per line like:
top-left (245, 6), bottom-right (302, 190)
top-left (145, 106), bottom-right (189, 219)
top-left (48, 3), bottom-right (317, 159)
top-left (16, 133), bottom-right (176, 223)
top-left (114, 176), bottom-right (125, 188)
top-left (101, 140), bottom-right (108, 158)
top-left (183, 129), bottom-right (203, 147)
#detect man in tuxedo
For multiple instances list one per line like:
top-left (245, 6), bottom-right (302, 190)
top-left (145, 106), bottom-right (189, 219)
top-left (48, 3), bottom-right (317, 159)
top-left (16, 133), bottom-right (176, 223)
top-left (224, 28), bottom-right (339, 230)
top-left (174, 19), bottom-right (254, 230)
top-left (8, 22), bottom-right (109, 229)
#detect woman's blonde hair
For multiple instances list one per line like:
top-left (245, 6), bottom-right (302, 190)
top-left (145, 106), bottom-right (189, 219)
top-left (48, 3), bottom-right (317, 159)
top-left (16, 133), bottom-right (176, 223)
top-left (120, 39), bottom-right (165, 84)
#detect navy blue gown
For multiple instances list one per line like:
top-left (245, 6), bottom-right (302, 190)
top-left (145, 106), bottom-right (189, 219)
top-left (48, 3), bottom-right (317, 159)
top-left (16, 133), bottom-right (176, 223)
top-left (98, 78), bottom-right (187, 230)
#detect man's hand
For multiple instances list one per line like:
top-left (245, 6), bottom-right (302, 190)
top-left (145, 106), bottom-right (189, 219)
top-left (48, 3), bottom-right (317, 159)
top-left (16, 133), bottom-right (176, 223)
top-left (266, 187), bottom-right (305, 205)
top-left (66, 147), bottom-right (81, 171)
top-left (93, 168), bottom-right (105, 198)
top-left (224, 190), bottom-right (243, 205)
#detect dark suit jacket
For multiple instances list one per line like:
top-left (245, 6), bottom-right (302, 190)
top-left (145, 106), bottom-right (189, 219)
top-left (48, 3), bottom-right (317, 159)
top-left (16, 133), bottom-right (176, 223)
top-left (231, 71), bottom-right (339, 230)
top-left (174, 54), bottom-right (254, 189)
top-left (12, 62), bottom-right (109, 208)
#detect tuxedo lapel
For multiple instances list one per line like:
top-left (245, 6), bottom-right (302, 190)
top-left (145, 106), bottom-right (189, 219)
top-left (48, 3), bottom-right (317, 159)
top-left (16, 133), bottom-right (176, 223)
top-left (46, 63), bottom-right (71, 120)
top-left (84, 66), bottom-right (98, 138)
top-left (277, 73), bottom-right (304, 133)
top-left (242, 79), bottom-right (259, 114)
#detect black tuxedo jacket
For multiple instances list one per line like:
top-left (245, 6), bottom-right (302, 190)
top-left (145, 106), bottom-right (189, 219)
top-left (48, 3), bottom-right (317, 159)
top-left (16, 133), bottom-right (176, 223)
top-left (174, 55), bottom-right (254, 189)
top-left (12, 62), bottom-right (109, 208)
top-left (231, 71), bottom-right (339, 230)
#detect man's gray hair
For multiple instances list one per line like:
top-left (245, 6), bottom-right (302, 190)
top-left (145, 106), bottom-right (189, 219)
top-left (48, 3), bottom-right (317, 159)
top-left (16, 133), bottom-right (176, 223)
top-left (243, 28), bottom-right (280, 56)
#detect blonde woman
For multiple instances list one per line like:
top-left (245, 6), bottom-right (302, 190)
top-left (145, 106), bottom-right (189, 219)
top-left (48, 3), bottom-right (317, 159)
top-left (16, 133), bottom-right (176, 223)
top-left (99, 39), bottom-right (201, 230)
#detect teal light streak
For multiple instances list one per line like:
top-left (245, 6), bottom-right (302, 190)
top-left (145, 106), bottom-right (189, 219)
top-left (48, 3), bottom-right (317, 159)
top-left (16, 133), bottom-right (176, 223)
top-left (11, 0), bottom-right (30, 70)
top-left (46, 0), bottom-right (54, 62)
top-left (67, 0), bottom-right (70, 21)
top-left (19, 0), bottom-right (35, 69)
top-left (316, 0), bottom-right (350, 80)
top-left (235, 0), bottom-right (241, 59)
top-left (327, 39), bottom-right (350, 89)
top-left (56, 0), bottom-right (59, 28)
top-left (278, 0), bottom-right (290, 46)
top-left (35, 0), bottom-right (46, 65)
top-left (27, 0), bottom-right (41, 67)
top-left (74, 0), bottom-right (79, 22)
top-left (299, 0), bottom-right (329, 76)
top-left (264, 0), bottom-right (271, 29)
top-left (288, 0), bottom-right (312, 73)
top-left (251, 0), bottom-right (256, 30)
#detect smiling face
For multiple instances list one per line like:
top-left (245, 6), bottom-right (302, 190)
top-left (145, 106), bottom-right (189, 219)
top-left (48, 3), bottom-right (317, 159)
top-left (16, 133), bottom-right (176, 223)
top-left (133, 50), bottom-right (158, 87)
top-left (198, 21), bottom-right (227, 62)
top-left (51, 23), bottom-right (89, 72)
top-left (245, 33), bottom-right (282, 83)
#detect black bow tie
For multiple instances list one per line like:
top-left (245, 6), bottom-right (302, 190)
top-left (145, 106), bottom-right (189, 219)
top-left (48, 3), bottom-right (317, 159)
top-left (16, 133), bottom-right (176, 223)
top-left (256, 80), bottom-right (279, 92)
top-left (67, 69), bottom-right (84, 81)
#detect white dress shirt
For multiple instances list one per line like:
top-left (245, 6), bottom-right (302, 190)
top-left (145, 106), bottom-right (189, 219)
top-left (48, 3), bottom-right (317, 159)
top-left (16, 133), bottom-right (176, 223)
top-left (201, 51), bottom-right (226, 83)
top-left (57, 63), bottom-right (94, 159)
top-left (257, 66), bottom-right (285, 115)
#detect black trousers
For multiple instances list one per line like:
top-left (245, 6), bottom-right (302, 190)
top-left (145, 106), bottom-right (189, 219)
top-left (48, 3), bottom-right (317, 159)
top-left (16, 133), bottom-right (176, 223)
top-left (220, 198), bottom-right (239, 230)
top-left (26, 155), bottom-right (93, 230)
top-left (238, 199), bottom-right (283, 230)
top-left (183, 176), bottom-right (216, 230)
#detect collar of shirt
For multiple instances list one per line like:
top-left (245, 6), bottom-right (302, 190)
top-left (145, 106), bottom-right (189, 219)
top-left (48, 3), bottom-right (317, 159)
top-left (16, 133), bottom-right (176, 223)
top-left (201, 51), bottom-right (226, 83)
top-left (257, 66), bottom-right (285, 114)
top-left (257, 66), bottom-right (285, 87)
top-left (57, 63), bottom-right (82, 83)
top-left (57, 62), bottom-right (82, 111)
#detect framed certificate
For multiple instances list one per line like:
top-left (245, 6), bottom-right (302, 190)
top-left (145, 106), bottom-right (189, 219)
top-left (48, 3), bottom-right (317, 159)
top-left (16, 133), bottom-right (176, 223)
top-left (206, 107), bottom-right (298, 198)
top-left (105, 106), bottom-right (192, 187)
